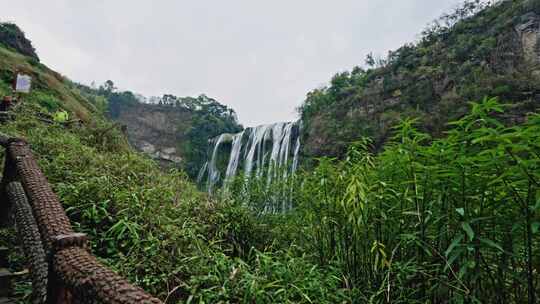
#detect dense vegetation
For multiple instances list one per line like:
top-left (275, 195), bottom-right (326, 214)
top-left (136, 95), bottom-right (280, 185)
top-left (1, 1), bottom-right (539, 303)
top-left (3, 92), bottom-right (539, 303)
top-left (299, 0), bottom-right (540, 159)
top-left (227, 98), bottom-right (540, 303)
top-left (73, 80), bottom-right (242, 178)
top-left (302, 98), bottom-right (539, 302)
top-left (0, 40), bottom-right (340, 302)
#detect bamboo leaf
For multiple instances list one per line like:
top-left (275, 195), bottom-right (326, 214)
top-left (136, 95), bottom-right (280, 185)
top-left (479, 238), bottom-right (503, 252)
top-left (532, 222), bottom-right (540, 235)
top-left (445, 234), bottom-right (464, 257)
top-left (461, 222), bottom-right (475, 241)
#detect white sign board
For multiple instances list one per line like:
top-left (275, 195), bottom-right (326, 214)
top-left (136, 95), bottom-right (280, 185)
top-left (15, 74), bottom-right (32, 93)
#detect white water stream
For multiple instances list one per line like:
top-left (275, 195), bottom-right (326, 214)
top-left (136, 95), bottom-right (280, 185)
top-left (197, 121), bottom-right (301, 198)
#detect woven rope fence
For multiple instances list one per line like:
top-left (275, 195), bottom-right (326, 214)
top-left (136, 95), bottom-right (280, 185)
top-left (0, 134), bottom-right (162, 304)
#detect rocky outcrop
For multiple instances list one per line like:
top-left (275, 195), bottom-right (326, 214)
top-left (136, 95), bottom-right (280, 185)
top-left (115, 103), bottom-right (190, 167)
top-left (0, 23), bottom-right (39, 61)
top-left (108, 93), bottom-right (242, 178)
top-left (516, 11), bottom-right (540, 72)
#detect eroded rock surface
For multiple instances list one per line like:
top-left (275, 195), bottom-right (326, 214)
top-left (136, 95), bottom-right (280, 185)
top-left (115, 103), bottom-right (189, 167)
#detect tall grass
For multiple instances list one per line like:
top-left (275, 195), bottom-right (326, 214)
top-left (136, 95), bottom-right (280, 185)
top-left (296, 98), bottom-right (540, 303)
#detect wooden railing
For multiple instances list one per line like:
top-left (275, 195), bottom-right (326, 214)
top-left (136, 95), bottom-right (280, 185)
top-left (0, 133), bottom-right (163, 304)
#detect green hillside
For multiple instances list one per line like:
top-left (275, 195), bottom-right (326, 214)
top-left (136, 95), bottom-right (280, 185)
top-left (300, 0), bottom-right (540, 159)
top-left (0, 22), bottom-right (242, 178)
top-left (0, 43), bottom-right (95, 121)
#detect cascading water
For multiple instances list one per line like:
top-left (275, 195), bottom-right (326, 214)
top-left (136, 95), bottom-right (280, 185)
top-left (292, 136), bottom-right (301, 173)
top-left (197, 162), bottom-right (208, 184)
top-left (244, 124), bottom-right (271, 178)
top-left (197, 121), bottom-right (301, 209)
top-left (205, 133), bottom-right (229, 193)
top-left (224, 131), bottom-right (245, 183)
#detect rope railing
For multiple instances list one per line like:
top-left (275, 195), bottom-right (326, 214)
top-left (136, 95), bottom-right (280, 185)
top-left (0, 133), bottom-right (162, 304)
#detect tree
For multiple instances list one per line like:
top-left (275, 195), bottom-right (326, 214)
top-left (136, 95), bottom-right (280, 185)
top-left (365, 53), bottom-right (376, 67)
top-left (103, 80), bottom-right (116, 94)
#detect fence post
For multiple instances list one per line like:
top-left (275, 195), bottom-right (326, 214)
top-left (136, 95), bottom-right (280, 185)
top-left (47, 233), bottom-right (88, 304)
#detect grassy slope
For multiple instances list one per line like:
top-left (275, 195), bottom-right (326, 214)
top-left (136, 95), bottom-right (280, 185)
top-left (0, 46), bottom-right (95, 120)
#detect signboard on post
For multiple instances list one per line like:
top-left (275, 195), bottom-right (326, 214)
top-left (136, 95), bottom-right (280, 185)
top-left (15, 74), bottom-right (32, 93)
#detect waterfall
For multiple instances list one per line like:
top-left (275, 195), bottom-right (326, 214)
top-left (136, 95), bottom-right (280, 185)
top-left (224, 131), bottom-right (245, 183)
top-left (206, 133), bottom-right (229, 193)
top-left (244, 124), bottom-right (271, 178)
top-left (197, 161), bottom-right (208, 184)
top-left (198, 121), bottom-right (301, 207)
top-left (292, 136), bottom-right (301, 173)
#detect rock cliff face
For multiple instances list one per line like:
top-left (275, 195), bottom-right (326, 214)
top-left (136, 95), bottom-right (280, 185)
top-left (115, 103), bottom-right (189, 167)
top-left (111, 96), bottom-right (243, 177)
top-left (517, 11), bottom-right (540, 69)
top-left (300, 0), bottom-right (540, 160)
top-left (0, 23), bottom-right (39, 61)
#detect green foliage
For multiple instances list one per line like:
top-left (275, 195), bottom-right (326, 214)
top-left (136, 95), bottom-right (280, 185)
top-left (299, 0), bottom-right (540, 159)
top-left (182, 95), bottom-right (243, 178)
top-left (178, 248), bottom-right (348, 303)
top-left (0, 102), bottom-right (345, 303)
top-left (2, 72), bottom-right (539, 304)
top-left (2, 9), bottom-right (540, 303)
top-left (107, 90), bottom-right (139, 118)
top-left (31, 90), bottom-right (61, 111)
top-left (296, 98), bottom-right (540, 302)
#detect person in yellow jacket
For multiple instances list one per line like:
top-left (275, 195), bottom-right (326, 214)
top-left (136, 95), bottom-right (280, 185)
top-left (53, 109), bottom-right (69, 123)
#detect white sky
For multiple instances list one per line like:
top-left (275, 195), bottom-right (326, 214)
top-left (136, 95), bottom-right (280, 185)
top-left (2, 0), bottom-right (464, 126)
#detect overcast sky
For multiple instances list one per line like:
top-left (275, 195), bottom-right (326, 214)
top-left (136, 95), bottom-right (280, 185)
top-left (3, 0), bottom-right (463, 126)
